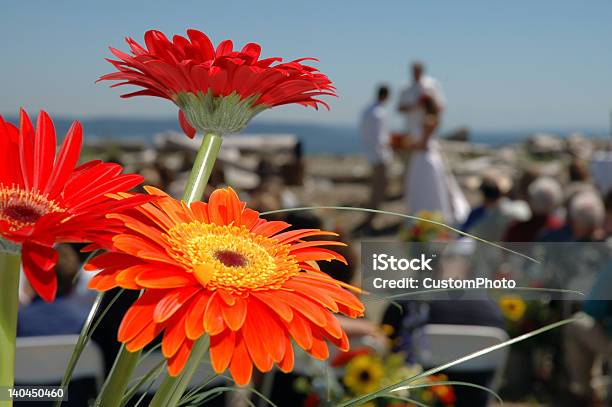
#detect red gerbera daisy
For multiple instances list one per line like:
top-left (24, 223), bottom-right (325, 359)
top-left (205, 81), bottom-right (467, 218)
top-left (86, 187), bottom-right (364, 385)
top-left (0, 109), bottom-right (147, 301)
top-left (98, 29), bottom-right (336, 137)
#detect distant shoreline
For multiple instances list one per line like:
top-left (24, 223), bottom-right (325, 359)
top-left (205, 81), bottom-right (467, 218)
top-left (1, 116), bottom-right (608, 154)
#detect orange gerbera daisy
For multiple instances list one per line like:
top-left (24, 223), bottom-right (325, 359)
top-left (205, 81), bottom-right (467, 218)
top-left (86, 187), bottom-right (364, 384)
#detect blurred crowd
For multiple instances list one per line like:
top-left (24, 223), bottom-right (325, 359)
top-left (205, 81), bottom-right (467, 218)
top-left (14, 65), bottom-right (612, 407)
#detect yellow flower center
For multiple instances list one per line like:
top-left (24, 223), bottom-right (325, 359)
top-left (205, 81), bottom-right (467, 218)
top-left (0, 185), bottom-right (64, 232)
top-left (164, 221), bottom-right (299, 292)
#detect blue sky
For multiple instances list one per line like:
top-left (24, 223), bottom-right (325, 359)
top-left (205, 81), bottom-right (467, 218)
top-left (1, 1), bottom-right (611, 132)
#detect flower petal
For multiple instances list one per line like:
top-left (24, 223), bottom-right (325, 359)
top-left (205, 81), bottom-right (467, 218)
top-left (167, 339), bottom-right (194, 376)
top-left (184, 292), bottom-right (210, 340)
top-left (153, 286), bottom-right (200, 323)
top-left (204, 292), bottom-right (226, 335)
top-left (229, 333), bottom-right (253, 386)
top-left (220, 295), bottom-right (247, 331)
top-left (210, 329), bottom-right (236, 373)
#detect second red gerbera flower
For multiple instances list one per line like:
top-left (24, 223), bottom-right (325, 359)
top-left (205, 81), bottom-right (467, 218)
top-left (0, 109), bottom-right (148, 301)
top-left (99, 29), bottom-right (336, 137)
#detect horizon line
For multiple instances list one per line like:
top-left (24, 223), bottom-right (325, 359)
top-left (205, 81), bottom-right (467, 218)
top-left (0, 113), bottom-right (608, 135)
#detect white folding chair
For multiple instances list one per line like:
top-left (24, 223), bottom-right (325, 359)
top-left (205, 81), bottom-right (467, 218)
top-left (416, 324), bottom-right (510, 392)
top-left (15, 335), bottom-right (104, 390)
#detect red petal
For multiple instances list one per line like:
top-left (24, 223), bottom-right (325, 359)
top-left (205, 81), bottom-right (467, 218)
top-left (162, 309), bottom-right (189, 358)
top-left (44, 121), bottom-right (82, 198)
top-left (178, 110), bottom-right (196, 138)
top-left (229, 333), bottom-right (253, 385)
top-left (21, 240), bottom-right (58, 302)
top-left (277, 336), bottom-right (294, 373)
top-left (251, 221), bottom-right (290, 238)
top-left (115, 265), bottom-right (151, 289)
top-left (167, 339), bottom-right (194, 376)
top-left (18, 108), bottom-right (35, 189)
top-left (118, 289), bottom-right (169, 342)
top-left (210, 329), bottom-right (236, 373)
top-left (242, 303), bottom-right (275, 371)
top-left (88, 269), bottom-right (121, 291)
top-left (125, 320), bottom-right (164, 352)
top-left (285, 312), bottom-right (313, 351)
top-left (247, 299), bottom-right (286, 362)
top-left (220, 295), bottom-right (247, 331)
top-left (186, 29), bottom-right (215, 60)
top-left (207, 189), bottom-right (229, 225)
top-left (204, 292), bottom-right (226, 335)
top-left (85, 252), bottom-right (141, 271)
top-left (184, 292), bottom-right (210, 340)
top-left (308, 330), bottom-right (329, 360)
top-left (30, 111), bottom-right (56, 192)
top-left (284, 278), bottom-right (339, 312)
top-left (252, 292), bottom-right (293, 322)
top-left (153, 286), bottom-right (200, 323)
top-left (275, 290), bottom-right (327, 327)
top-left (0, 117), bottom-right (21, 186)
top-left (136, 268), bottom-right (197, 289)
top-left (215, 39), bottom-right (234, 57)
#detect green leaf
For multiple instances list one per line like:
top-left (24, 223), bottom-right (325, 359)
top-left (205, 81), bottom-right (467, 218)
top-left (384, 395), bottom-right (430, 407)
top-left (261, 206), bottom-right (539, 263)
top-left (121, 358), bottom-right (165, 406)
top-left (392, 380), bottom-right (503, 404)
top-left (363, 286), bottom-right (584, 303)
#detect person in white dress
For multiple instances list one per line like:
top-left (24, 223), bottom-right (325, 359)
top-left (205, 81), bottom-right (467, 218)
top-left (398, 62), bottom-right (468, 224)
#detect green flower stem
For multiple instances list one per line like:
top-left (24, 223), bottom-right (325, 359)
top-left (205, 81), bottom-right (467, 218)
top-left (148, 335), bottom-right (210, 407)
top-left (183, 132), bottom-right (223, 204)
top-left (0, 253), bottom-right (20, 407)
top-left (94, 344), bottom-right (140, 407)
top-left (94, 132), bottom-right (222, 407)
top-left (148, 133), bottom-right (222, 406)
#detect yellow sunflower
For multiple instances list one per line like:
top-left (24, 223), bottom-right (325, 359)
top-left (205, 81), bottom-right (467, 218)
top-left (499, 295), bottom-right (527, 322)
top-left (343, 354), bottom-right (385, 395)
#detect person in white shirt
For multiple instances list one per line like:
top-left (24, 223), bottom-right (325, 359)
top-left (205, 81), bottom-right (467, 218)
top-left (354, 85), bottom-right (391, 233)
top-left (397, 62), bottom-right (469, 224)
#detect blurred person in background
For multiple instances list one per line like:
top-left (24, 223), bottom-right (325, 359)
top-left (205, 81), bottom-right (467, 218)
top-left (504, 176), bottom-right (563, 242)
top-left (567, 191), bottom-right (606, 242)
top-left (398, 61), bottom-right (445, 142)
top-left (461, 173), bottom-right (528, 241)
top-left (563, 259), bottom-right (612, 407)
top-left (603, 190), bottom-right (612, 238)
top-left (540, 190), bottom-right (606, 243)
top-left (538, 192), bottom-right (606, 306)
top-left (398, 61), bottom-right (468, 224)
top-left (17, 244), bottom-right (88, 337)
top-left (564, 158), bottom-right (597, 202)
top-left (353, 85), bottom-right (391, 234)
top-left (509, 166), bottom-right (540, 202)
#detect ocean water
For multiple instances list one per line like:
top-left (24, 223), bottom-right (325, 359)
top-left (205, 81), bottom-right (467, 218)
top-left (3, 116), bottom-right (607, 155)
